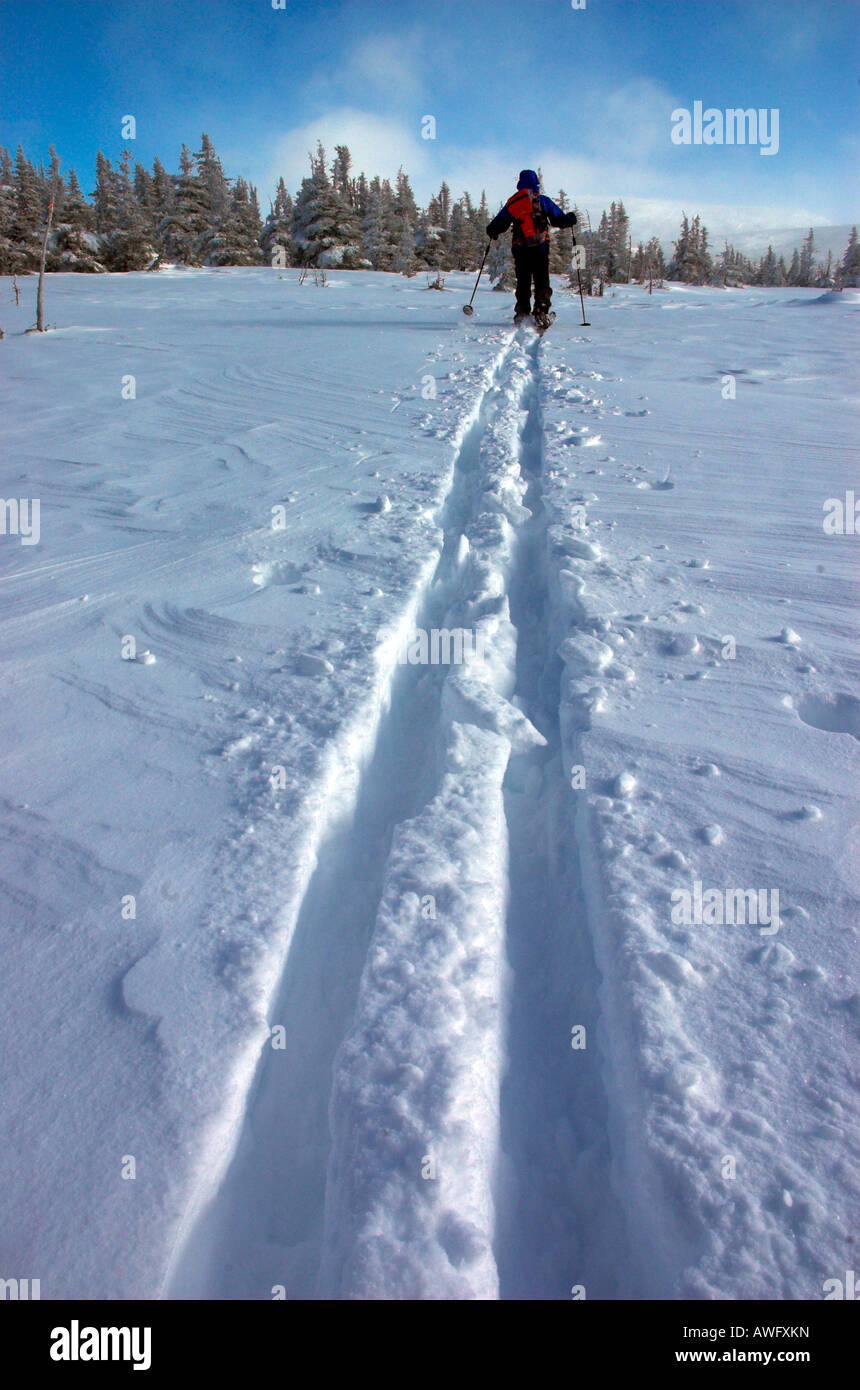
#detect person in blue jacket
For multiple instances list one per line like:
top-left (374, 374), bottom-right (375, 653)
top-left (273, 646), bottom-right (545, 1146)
top-left (486, 169), bottom-right (576, 326)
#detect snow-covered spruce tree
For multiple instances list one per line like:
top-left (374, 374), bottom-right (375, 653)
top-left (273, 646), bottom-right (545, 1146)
top-left (418, 183), bottom-right (451, 267)
top-left (464, 191), bottom-right (489, 266)
top-left (195, 134), bottom-right (231, 227)
top-left (0, 147), bottom-right (17, 273)
top-left (391, 167), bottom-right (419, 272)
top-left (414, 208), bottom-right (443, 268)
top-left (49, 166), bottom-right (104, 271)
top-left (549, 189), bottom-right (574, 273)
top-left (92, 151), bottom-right (120, 238)
top-left (393, 213), bottom-right (418, 275)
top-left (361, 177), bottom-right (398, 270)
top-left (331, 145), bottom-right (356, 208)
top-left (260, 177), bottom-right (295, 267)
top-left (814, 249), bottom-right (834, 287)
top-left (394, 168), bottom-right (418, 229)
top-left (10, 145), bottom-right (43, 272)
top-left (448, 196), bottom-right (481, 270)
top-left (642, 235), bottom-right (665, 283)
top-left (293, 142), bottom-right (363, 268)
top-left (488, 230), bottom-right (515, 290)
top-left (713, 242), bottom-right (747, 288)
top-left (589, 209), bottom-right (610, 284)
top-left (607, 200), bottom-right (630, 281)
top-left (159, 144), bottom-right (210, 264)
top-left (798, 228), bottom-right (815, 287)
top-left (190, 136), bottom-right (244, 265)
top-left (354, 171), bottom-right (370, 222)
top-left (103, 148), bottom-right (153, 270)
top-left (786, 247), bottom-right (801, 286)
top-left (666, 213), bottom-right (690, 281)
top-left (46, 146), bottom-right (64, 223)
top-left (151, 157), bottom-right (174, 228)
top-left (757, 245), bottom-right (785, 287)
top-left (133, 163), bottom-right (157, 235)
top-left (218, 177), bottom-right (264, 265)
top-left (837, 226), bottom-right (860, 287)
top-left (667, 212), bottom-right (712, 283)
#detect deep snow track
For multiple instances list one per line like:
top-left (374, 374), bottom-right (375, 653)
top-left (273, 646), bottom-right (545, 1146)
top-left (495, 339), bottom-right (630, 1298)
top-left (169, 330), bottom-right (623, 1300)
top-left (169, 339), bottom-right (518, 1297)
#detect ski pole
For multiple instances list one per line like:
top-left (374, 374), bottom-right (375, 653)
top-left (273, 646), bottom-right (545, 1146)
top-left (462, 240), bottom-right (491, 316)
top-left (571, 230), bottom-right (591, 327)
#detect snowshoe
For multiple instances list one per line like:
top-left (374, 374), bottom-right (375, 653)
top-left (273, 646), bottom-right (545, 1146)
top-left (533, 310), bottom-right (556, 334)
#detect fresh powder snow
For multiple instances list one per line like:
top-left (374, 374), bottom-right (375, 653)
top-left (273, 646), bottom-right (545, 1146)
top-left (1, 269), bottom-right (857, 1300)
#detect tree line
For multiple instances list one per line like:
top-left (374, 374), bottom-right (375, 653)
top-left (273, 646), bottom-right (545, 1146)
top-left (1, 136), bottom-right (858, 290)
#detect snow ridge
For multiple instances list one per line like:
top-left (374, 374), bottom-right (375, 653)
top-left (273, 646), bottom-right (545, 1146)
top-left (166, 336), bottom-right (524, 1298)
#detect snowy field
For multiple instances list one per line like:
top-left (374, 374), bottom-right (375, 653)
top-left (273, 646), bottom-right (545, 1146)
top-left (1, 268), bottom-right (858, 1300)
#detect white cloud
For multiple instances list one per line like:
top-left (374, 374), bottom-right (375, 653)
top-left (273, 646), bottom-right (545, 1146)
top-left (345, 33), bottom-right (426, 102)
top-left (249, 107), bottom-right (839, 248)
top-left (254, 109), bottom-right (431, 203)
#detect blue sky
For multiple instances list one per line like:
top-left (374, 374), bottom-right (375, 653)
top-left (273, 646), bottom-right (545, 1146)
top-left (1, 0), bottom-right (857, 242)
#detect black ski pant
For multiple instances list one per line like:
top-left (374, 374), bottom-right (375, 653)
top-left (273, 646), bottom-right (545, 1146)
top-left (513, 243), bottom-right (551, 315)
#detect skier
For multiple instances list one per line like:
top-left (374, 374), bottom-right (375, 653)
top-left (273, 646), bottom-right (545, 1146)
top-left (486, 170), bottom-right (576, 329)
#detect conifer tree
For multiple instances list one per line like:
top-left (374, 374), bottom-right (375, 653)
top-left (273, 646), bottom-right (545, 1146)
top-left (488, 230), bottom-right (515, 290)
top-left (151, 157), bottom-right (174, 226)
top-left (93, 151), bottom-right (120, 233)
top-left (549, 189), bottom-right (574, 273)
top-left (195, 134), bottom-right (231, 227)
top-left (293, 142), bottom-right (362, 267)
top-left (393, 214), bottom-right (418, 274)
top-left (797, 228), bottom-right (815, 287)
top-left (104, 148), bottom-right (152, 269)
top-left (260, 176), bottom-right (295, 266)
top-left (160, 144), bottom-right (209, 263)
top-left (361, 176), bottom-right (398, 269)
top-left (223, 178), bottom-right (263, 265)
top-left (837, 226), bottom-right (860, 287)
top-left (0, 147), bottom-right (17, 272)
top-left (11, 145), bottom-right (43, 267)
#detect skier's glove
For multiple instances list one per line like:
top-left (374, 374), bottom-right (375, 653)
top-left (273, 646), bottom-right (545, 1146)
top-left (486, 225), bottom-right (499, 240)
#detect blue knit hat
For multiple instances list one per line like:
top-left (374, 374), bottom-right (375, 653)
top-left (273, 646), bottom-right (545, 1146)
top-left (517, 169), bottom-right (539, 190)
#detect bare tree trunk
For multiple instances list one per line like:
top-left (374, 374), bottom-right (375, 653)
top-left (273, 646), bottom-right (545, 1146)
top-left (13, 275), bottom-right (20, 305)
top-left (36, 194), bottom-right (56, 332)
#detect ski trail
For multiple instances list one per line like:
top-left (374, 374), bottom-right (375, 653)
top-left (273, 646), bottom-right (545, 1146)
top-left (166, 338), bottom-right (517, 1299)
top-left (316, 338), bottom-right (538, 1299)
top-left (494, 335), bottom-right (632, 1298)
top-left (169, 326), bottom-right (632, 1301)
top-left (316, 327), bottom-right (630, 1299)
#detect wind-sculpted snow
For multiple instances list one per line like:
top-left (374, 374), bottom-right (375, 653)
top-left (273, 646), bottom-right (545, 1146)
top-left (535, 292), bottom-right (859, 1298)
top-left (0, 270), bottom-right (856, 1300)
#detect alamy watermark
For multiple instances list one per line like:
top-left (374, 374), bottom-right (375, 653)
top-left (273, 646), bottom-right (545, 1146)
top-left (671, 880), bottom-right (780, 935)
top-left (1, 1277), bottom-right (40, 1299)
top-left (671, 103), bottom-right (779, 156)
top-left (1, 497), bottom-right (40, 545)
top-left (396, 627), bottom-right (486, 665)
top-left (822, 491), bottom-right (859, 534)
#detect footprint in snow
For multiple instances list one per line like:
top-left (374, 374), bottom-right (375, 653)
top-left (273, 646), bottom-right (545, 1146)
top-left (789, 691), bottom-right (860, 740)
top-left (252, 560), bottom-right (304, 588)
top-left (772, 626), bottom-right (802, 648)
top-left (664, 632), bottom-right (701, 657)
top-left (293, 653), bottom-right (334, 676)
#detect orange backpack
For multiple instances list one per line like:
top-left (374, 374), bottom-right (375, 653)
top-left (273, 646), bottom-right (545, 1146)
top-left (506, 188), bottom-right (549, 246)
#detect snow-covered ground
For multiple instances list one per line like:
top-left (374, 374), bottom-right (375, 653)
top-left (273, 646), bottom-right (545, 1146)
top-left (1, 269), bottom-right (857, 1300)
